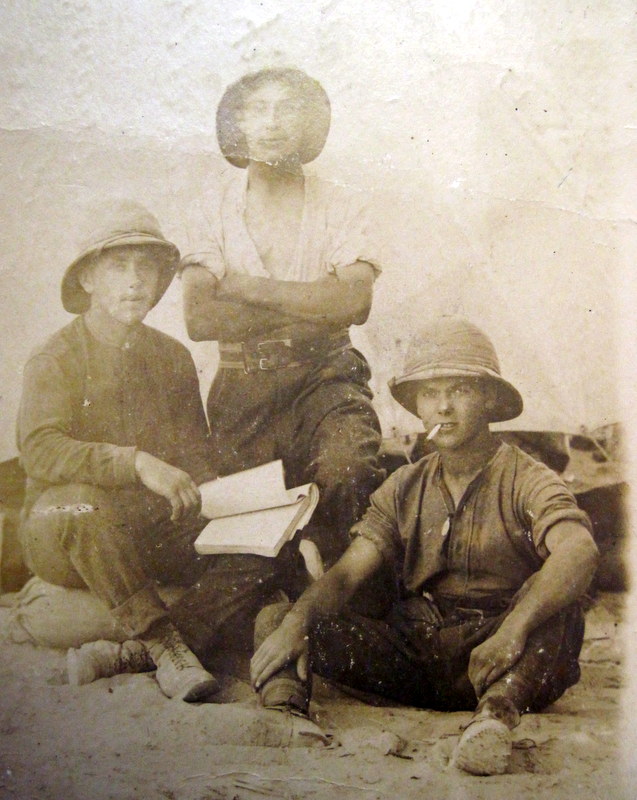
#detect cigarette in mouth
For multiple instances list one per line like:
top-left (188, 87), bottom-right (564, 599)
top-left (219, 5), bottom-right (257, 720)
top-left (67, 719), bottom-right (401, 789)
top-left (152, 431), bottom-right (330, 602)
top-left (426, 423), bottom-right (442, 441)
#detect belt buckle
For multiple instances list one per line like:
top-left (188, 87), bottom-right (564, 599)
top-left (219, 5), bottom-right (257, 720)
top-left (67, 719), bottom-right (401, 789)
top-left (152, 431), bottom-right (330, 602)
top-left (243, 338), bottom-right (293, 372)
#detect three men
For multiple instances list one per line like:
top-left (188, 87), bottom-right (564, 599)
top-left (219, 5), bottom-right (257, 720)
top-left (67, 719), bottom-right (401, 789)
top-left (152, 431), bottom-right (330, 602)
top-left (250, 317), bottom-right (599, 775)
top-left (14, 72), bottom-right (599, 774)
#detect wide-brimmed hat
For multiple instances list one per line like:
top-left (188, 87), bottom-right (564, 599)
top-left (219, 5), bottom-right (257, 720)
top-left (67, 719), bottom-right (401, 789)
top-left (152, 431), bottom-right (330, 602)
top-left (216, 67), bottom-right (331, 169)
top-left (61, 200), bottom-right (180, 314)
top-left (389, 317), bottom-right (523, 423)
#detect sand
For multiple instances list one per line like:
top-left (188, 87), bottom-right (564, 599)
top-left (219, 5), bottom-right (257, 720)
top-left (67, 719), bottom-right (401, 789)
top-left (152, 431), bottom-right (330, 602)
top-left (0, 593), bottom-right (626, 800)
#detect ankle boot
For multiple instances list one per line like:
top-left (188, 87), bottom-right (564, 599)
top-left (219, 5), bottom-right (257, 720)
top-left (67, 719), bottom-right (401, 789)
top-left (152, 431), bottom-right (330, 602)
top-left (145, 623), bottom-right (220, 702)
top-left (67, 639), bottom-right (155, 686)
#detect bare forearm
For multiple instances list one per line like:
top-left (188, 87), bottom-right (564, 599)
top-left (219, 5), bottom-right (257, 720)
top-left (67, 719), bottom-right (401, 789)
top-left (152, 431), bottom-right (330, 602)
top-left (468, 524), bottom-right (599, 694)
top-left (182, 266), bottom-right (321, 340)
top-left (217, 263), bottom-right (374, 327)
top-left (283, 537), bottom-right (383, 632)
top-left (187, 297), bottom-right (305, 341)
top-left (282, 570), bottom-right (355, 635)
top-left (500, 525), bottom-right (599, 638)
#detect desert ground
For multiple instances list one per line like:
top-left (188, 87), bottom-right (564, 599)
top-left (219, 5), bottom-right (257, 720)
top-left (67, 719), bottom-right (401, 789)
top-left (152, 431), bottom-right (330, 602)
top-left (0, 589), bottom-right (627, 800)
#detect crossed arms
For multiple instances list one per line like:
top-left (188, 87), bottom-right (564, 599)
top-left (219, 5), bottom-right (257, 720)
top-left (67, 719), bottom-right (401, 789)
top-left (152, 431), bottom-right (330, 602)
top-left (181, 261), bottom-right (375, 342)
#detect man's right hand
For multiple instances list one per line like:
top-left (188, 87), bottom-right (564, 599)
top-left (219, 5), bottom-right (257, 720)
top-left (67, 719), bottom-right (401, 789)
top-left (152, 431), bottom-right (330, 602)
top-left (134, 451), bottom-right (201, 522)
top-left (250, 613), bottom-right (309, 690)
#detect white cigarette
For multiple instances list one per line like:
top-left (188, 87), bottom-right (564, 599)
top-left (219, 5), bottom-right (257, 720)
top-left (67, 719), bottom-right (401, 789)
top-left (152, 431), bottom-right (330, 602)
top-left (426, 423), bottom-right (442, 441)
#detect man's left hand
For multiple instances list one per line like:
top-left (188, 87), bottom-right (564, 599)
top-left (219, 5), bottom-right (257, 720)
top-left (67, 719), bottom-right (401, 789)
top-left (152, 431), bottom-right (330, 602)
top-left (468, 624), bottom-right (527, 697)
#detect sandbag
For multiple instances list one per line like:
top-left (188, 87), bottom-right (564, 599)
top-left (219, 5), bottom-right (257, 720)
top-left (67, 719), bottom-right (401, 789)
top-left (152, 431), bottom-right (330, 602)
top-left (2, 577), bottom-right (184, 650)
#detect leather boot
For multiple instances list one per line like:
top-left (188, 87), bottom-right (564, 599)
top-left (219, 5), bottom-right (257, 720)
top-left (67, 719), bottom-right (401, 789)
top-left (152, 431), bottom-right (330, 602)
top-left (144, 621), bottom-right (220, 702)
top-left (67, 639), bottom-right (155, 686)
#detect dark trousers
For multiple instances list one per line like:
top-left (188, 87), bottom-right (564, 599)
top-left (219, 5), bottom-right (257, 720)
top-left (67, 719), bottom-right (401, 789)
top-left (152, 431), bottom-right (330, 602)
top-left (207, 347), bottom-right (385, 568)
top-left (256, 595), bottom-right (585, 721)
top-left (20, 483), bottom-right (304, 655)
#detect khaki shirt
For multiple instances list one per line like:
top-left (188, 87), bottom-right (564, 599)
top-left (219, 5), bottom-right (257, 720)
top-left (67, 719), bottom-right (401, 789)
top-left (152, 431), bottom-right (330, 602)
top-left (353, 442), bottom-right (592, 600)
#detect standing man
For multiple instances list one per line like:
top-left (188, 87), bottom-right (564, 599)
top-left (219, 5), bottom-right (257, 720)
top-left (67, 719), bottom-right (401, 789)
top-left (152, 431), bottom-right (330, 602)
top-left (251, 317), bottom-right (599, 776)
top-left (181, 67), bottom-right (385, 571)
top-left (18, 201), bottom-right (220, 702)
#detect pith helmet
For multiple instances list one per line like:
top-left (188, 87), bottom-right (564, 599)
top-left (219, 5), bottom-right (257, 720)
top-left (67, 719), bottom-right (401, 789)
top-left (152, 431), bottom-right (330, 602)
top-left (61, 200), bottom-right (180, 314)
top-left (389, 316), bottom-right (523, 423)
top-left (216, 67), bottom-right (331, 169)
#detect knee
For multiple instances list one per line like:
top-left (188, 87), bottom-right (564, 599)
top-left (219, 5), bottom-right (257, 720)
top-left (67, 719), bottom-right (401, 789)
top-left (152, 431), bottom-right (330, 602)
top-left (313, 451), bottom-right (382, 497)
top-left (25, 484), bottom-right (118, 546)
top-left (29, 484), bottom-right (113, 518)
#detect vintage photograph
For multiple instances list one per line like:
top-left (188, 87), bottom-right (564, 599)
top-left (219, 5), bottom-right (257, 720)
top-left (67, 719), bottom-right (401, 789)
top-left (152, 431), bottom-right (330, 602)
top-left (0, 1), bottom-right (634, 798)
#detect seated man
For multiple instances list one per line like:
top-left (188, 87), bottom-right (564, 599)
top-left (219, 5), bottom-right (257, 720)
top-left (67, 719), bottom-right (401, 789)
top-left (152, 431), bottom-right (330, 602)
top-left (250, 316), bottom-right (599, 776)
top-left (17, 201), bottom-right (222, 702)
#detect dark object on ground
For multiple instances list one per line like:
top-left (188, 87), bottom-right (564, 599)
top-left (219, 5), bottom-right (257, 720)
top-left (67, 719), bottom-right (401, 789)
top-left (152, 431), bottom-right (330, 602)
top-left (576, 482), bottom-right (629, 592)
top-left (0, 457), bottom-right (30, 592)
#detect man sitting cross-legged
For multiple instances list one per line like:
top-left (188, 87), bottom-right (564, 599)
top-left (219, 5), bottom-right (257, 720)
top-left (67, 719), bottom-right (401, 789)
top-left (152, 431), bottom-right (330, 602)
top-left (17, 202), bottom-right (224, 702)
top-left (250, 316), bottom-right (599, 775)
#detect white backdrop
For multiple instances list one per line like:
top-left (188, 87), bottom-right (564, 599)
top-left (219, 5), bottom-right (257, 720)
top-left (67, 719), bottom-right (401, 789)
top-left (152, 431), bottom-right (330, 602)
top-left (1, 0), bottom-right (634, 460)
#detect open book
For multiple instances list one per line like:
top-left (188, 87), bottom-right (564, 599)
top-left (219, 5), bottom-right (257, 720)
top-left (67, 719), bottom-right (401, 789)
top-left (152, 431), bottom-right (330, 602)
top-left (194, 460), bottom-right (319, 558)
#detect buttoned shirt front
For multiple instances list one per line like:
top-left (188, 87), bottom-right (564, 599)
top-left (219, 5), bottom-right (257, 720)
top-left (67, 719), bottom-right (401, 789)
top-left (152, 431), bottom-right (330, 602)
top-left (352, 442), bottom-right (592, 600)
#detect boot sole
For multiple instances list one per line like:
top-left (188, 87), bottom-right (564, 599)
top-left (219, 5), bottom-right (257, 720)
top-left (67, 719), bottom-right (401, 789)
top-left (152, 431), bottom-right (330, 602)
top-left (452, 718), bottom-right (512, 775)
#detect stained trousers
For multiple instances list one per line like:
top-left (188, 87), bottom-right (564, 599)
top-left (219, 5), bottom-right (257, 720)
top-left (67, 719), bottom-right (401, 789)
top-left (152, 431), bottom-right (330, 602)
top-left (255, 595), bottom-right (585, 722)
top-left (20, 483), bottom-right (304, 655)
top-left (207, 346), bottom-right (385, 569)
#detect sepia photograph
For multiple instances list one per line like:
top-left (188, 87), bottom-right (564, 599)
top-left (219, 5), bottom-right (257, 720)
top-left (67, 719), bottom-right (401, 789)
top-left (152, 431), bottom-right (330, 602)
top-left (0, 1), bottom-right (634, 798)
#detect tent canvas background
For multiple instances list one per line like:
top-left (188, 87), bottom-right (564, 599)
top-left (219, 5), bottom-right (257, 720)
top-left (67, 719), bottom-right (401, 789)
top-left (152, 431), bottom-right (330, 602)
top-left (0, 0), bottom-right (635, 790)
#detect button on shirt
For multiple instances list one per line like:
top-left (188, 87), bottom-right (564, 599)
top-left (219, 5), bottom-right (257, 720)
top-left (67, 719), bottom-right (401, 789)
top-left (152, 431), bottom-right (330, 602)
top-left (352, 442), bottom-right (592, 601)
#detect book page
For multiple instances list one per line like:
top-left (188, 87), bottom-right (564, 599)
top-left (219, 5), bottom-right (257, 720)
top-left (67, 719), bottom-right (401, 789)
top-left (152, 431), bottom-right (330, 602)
top-left (196, 499), bottom-right (304, 557)
top-left (199, 460), bottom-right (292, 519)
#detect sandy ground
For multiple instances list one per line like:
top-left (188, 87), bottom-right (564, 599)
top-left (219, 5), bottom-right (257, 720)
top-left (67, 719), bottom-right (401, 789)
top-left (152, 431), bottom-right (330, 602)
top-left (0, 592), bottom-right (627, 800)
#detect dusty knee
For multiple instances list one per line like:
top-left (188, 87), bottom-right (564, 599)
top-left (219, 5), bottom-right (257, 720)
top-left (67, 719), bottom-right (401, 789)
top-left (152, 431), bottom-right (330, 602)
top-left (25, 484), bottom-right (119, 550)
top-left (29, 484), bottom-right (113, 519)
top-left (313, 452), bottom-right (380, 495)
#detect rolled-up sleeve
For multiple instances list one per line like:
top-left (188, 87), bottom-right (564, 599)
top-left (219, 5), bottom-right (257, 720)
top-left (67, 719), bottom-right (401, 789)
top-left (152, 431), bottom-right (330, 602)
top-left (517, 461), bottom-right (593, 558)
top-left (350, 470), bottom-right (403, 569)
top-left (18, 354), bottom-right (137, 488)
top-left (325, 187), bottom-right (382, 277)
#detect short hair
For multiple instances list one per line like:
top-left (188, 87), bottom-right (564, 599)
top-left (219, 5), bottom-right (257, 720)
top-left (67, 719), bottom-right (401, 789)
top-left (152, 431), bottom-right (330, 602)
top-left (216, 67), bottom-right (331, 168)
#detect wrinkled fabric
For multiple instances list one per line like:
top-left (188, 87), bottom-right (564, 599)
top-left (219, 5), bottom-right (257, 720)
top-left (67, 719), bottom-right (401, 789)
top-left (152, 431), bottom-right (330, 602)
top-left (352, 443), bottom-right (592, 598)
top-left (256, 596), bottom-right (584, 715)
top-left (207, 346), bottom-right (385, 567)
top-left (18, 316), bottom-right (214, 512)
top-left (187, 173), bottom-right (381, 281)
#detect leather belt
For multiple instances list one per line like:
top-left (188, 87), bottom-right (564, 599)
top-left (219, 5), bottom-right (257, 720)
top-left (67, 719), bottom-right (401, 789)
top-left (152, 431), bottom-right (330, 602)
top-left (218, 332), bottom-right (352, 373)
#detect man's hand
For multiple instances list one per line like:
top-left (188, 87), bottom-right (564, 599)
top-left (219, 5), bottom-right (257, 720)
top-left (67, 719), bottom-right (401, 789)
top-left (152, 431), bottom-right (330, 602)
top-left (250, 614), bottom-right (309, 690)
top-left (468, 623), bottom-right (527, 698)
top-left (134, 451), bottom-right (201, 522)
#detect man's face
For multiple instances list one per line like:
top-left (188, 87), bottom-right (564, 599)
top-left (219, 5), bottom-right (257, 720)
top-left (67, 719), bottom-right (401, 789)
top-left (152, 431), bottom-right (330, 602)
top-left (238, 81), bottom-right (306, 165)
top-left (415, 376), bottom-right (493, 452)
top-left (79, 245), bottom-right (161, 327)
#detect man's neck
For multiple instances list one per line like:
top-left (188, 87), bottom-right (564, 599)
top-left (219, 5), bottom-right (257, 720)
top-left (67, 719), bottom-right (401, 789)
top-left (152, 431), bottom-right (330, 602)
top-left (439, 432), bottom-right (499, 481)
top-left (83, 309), bottom-right (141, 348)
top-left (247, 160), bottom-right (304, 195)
